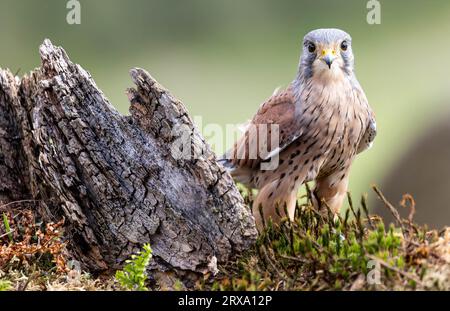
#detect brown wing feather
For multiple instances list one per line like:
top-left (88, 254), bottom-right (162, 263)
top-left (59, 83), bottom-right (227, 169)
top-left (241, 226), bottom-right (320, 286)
top-left (228, 85), bottom-right (301, 169)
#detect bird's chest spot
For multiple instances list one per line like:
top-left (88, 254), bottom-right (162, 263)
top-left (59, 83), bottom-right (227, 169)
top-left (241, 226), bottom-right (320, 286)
top-left (320, 105), bottom-right (365, 172)
top-left (301, 82), bottom-right (368, 175)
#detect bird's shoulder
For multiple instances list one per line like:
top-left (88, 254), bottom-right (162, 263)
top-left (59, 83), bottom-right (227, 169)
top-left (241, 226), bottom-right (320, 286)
top-left (252, 85), bottom-right (296, 125)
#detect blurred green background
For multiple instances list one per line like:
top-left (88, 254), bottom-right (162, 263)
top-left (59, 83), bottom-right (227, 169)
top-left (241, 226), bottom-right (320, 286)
top-left (1, 0), bottom-right (450, 226)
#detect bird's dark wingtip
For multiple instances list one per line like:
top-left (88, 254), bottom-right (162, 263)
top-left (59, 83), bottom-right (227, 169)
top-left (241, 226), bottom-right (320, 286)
top-left (217, 157), bottom-right (235, 172)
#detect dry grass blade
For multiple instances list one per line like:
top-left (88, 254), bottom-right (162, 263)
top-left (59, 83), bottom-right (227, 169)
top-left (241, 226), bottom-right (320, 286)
top-left (2, 188), bottom-right (449, 291)
top-left (400, 194), bottom-right (418, 236)
top-left (366, 254), bottom-right (424, 286)
top-left (372, 185), bottom-right (405, 230)
top-left (0, 200), bottom-right (40, 212)
top-left (0, 230), bottom-right (15, 239)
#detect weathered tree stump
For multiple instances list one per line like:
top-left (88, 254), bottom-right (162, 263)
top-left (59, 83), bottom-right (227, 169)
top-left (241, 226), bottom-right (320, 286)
top-left (0, 39), bottom-right (257, 280)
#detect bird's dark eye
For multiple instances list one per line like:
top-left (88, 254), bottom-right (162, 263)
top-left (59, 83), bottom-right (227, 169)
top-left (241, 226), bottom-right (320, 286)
top-left (307, 42), bottom-right (316, 53)
top-left (340, 40), bottom-right (349, 51)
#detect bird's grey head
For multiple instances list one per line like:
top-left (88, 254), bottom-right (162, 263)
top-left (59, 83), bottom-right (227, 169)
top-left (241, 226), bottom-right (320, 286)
top-left (298, 28), bottom-right (354, 81)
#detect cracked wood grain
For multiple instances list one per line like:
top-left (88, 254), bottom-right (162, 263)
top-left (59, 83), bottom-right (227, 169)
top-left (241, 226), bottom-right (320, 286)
top-left (0, 39), bottom-right (257, 281)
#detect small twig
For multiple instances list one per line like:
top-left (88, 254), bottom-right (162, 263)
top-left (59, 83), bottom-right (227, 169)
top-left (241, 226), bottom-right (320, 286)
top-left (305, 183), bottom-right (313, 205)
top-left (400, 194), bottom-right (418, 236)
top-left (372, 186), bottom-right (405, 232)
top-left (306, 205), bottom-right (323, 219)
top-left (0, 200), bottom-right (40, 211)
top-left (274, 280), bottom-right (284, 291)
top-left (274, 204), bottom-right (282, 218)
top-left (347, 192), bottom-right (364, 239)
top-left (0, 230), bottom-right (15, 239)
top-left (258, 204), bottom-right (266, 231)
top-left (18, 272), bottom-right (37, 291)
top-left (361, 194), bottom-right (374, 230)
top-left (366, 254), bottom-right (424, 286)
top-left (279, 254), bottom-right (310, 264)
top-left (260, 245), bottom-right (284, 277)
top-left (343, 208), bottom-right (350, 229)
top-left (289, 225), bottom-right (296, 256)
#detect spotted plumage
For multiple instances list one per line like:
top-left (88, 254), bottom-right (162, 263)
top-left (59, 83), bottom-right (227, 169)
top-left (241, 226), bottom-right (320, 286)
top-left (221, 29), bottom-right (376, 229)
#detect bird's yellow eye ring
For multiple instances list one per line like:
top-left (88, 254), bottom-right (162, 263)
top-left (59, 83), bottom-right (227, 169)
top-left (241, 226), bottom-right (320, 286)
top-left (341, 40), bottom-right (349, 51)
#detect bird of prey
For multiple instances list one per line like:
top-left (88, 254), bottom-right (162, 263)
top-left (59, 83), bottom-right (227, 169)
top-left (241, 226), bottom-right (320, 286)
top-left (221, 28), bottom-right (376, 229)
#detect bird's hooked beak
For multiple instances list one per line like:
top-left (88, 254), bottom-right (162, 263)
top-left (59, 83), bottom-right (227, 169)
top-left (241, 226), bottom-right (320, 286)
top-left (320, 48), bottom-right (337, 69)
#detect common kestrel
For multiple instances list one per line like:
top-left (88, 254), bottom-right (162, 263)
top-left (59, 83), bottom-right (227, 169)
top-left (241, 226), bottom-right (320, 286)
top-left (220, 28), bottom-right (376, 229)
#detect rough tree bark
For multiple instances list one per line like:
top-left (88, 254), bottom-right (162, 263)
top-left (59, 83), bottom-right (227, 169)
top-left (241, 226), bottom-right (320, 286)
top-left (0, 39), bottom-right (257, 281)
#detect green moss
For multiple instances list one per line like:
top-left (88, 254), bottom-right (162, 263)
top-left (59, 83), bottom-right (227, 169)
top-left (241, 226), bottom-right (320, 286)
top-left (207, 186), bottom-right (448, 291)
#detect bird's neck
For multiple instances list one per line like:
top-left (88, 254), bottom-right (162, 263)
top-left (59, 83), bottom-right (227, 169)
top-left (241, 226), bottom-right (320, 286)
top-left (293, 68), bottom-right (356, 95)
top-left (292, 70), bottom-right (359, 112)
